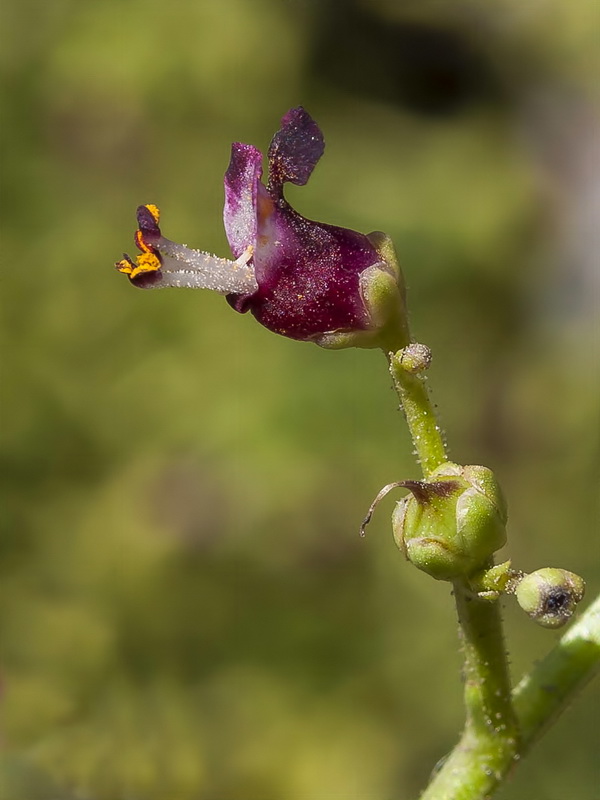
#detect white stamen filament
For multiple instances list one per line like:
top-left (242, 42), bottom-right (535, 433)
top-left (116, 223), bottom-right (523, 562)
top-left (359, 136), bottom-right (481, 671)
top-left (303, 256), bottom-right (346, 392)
top-left (152, 240), bottom-right (258, 294)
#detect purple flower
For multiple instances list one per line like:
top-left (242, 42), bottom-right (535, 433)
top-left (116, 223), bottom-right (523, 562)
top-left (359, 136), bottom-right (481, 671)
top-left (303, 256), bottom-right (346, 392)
top-left (116, 108), bottom-right (406, 349)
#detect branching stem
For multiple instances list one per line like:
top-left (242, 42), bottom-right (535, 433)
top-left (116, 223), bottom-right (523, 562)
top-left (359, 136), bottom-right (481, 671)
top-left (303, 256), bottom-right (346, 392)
top-left (387, 343), bottom-right (599, 799)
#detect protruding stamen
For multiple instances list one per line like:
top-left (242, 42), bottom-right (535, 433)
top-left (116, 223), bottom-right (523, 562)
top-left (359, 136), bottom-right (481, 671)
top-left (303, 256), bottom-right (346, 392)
top-left (153, 242), bottom-right (257, 294)
top-left (115, 202), bottom-right (258, 294)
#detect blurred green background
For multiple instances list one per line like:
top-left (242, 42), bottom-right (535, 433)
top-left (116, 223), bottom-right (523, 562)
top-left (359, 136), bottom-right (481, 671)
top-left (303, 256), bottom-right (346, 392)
top-left (1, 0), bottom-right (599, 798)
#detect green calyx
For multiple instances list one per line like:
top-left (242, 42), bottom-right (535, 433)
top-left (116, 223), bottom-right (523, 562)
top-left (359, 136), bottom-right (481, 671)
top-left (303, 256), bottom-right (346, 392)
top-left (514, 568), bottom-right (586, 628)
top-left (315, 232), bottom-right (410, 351)
top-left (392, 462), bottom-right (507, 581)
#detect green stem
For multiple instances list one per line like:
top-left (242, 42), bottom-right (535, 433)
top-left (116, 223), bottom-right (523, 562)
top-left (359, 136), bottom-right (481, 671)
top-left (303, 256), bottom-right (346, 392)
top-left (419, 581), bottom-right (519, 800)
top-left (419, 594), bottom-right (600, 800)
top-left (513, 592), bottom-right (600, 750)
top-left (388, 351), bottom-right (447, 477)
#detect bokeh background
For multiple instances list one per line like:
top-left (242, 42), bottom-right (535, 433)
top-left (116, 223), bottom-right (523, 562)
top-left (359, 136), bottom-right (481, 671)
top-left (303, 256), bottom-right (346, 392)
top-left (2, 0), bottom-right (599, 797)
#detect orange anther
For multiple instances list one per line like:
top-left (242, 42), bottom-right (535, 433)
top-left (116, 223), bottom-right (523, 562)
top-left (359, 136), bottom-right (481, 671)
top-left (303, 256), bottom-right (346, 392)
top-left (145, 204), bottom-right (160, 223)
top-left (116, 258), bottom-right (133, 274)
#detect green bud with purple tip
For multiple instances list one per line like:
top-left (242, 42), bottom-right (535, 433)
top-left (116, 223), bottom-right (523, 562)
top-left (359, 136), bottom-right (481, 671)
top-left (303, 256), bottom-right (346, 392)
top-left (392, 462), bottom-right (507, 580)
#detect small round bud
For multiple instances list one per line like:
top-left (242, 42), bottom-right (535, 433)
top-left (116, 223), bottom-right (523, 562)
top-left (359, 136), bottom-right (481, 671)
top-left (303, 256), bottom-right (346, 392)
top-left (396, 343), bottom-right (432, 374)
top-left (392, 462), bottom-right (507, 581)
top-left (514, 568), bottom-right (586, 628)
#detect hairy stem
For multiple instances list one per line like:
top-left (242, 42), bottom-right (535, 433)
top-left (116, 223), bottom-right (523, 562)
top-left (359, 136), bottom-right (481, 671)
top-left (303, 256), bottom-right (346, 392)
top-left (388, 351), bottom-right (447, 477)
top-left (419, 581), bottom-right (519, 800)
top-left (513, 592), bottom-right (600, 750)
top-left (420, 594), bottom-right (600, 799)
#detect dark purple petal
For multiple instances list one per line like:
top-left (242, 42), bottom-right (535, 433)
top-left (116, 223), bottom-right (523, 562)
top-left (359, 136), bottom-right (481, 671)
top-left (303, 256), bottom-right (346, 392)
top-left (267, 107), bottom-right (325, 191)
top-left (244, 205), bottom-right (381, 340)
top-left (223, 143), bottom-right (263, 259)
top-left (222, 108), bottom-right (391, 342)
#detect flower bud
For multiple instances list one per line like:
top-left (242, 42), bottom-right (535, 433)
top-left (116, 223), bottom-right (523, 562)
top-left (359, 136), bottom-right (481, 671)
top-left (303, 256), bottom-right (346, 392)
top-left (394, 342), bottom-right (432, 374)
top-left (514, 568), bottom-right (586, 628)
top-left (392, 462), bottom-right (507, 580)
